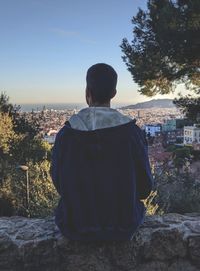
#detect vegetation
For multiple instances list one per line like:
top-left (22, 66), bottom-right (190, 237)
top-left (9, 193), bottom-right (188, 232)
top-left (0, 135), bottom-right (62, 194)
top-left (1, 91), bottom-right (199, 218)
top-left (144, 143), bottom-right (200, 215)
top-left (0, 92), bottom-right (58, 218)
top-left (0, 92), bottom-right (40, 138)
top-left (173, 96), bottom-right (200, 122)
top-left (121, 0), bottom-right (200, 121)
top-left (0, 113), bottom-right (15, 154)
top-left (0, 161), bottom-right (58, 217)
top-left (121, 0), bottom-right (200, 215)
top-left (150, 170), bottom-right (200, 214)
top-left (172, 146), bottom-right (191, 169)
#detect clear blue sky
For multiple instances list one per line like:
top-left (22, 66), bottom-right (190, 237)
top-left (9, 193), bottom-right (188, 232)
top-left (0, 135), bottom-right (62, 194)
top-left (0, 0), bottom-right (177, 105)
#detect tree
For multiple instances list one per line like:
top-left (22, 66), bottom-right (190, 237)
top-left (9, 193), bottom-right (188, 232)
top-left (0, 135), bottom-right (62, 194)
top-left (0, 93), bottom-right (55, 217)
top-left (0, 113), bottom-right (16, 185)
top-left (172, 147), bottom-right (191, 169)
top-left (11, 136), bottom-right (52, 164)
top-left (173, 95), bottom-right (200, 121)
top-left (0, 113), bottom-right (15, 154)
top-left (121, 0), bottom-right (200, 120)
top-left (0, 92), bottom-right (40, 138)
top-left (0, 92), bottom-right (16, 114)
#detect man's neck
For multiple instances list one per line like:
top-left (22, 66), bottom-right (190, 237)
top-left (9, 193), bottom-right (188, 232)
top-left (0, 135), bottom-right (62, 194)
top-left (89, 101), bottom-right (111, 107)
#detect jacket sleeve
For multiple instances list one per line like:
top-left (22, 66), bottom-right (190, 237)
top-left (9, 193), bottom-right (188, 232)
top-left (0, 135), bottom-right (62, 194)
top-left (50, 127), bottom-right (65, 195)
top-left (133, 125), bottom-right (154, 200)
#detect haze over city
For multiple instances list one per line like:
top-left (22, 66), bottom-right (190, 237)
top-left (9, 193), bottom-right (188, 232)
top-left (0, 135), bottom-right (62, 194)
top-left (0, 0), bottom-right (186, 106)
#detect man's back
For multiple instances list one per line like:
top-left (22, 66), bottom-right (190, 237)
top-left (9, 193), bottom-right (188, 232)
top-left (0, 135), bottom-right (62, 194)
top-left (51, 107), bottom-right (153, 241)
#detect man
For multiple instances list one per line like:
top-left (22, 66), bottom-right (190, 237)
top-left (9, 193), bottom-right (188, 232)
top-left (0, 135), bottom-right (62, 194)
top-left (51, 63), bottom-right (153, 241)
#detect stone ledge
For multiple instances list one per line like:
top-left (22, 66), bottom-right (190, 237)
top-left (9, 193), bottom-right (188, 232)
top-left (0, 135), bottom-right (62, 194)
top-left (0, 213), bottom-right (200, 271)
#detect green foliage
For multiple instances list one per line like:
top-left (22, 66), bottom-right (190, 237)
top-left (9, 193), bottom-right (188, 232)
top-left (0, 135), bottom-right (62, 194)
top-left (166, 145), bottom-right (194, 171)
top-left (153, 171), bottom-right (200, 214)
top-left (29, 161), bottom-right (59, 217)
top-left (0, 196), bottom-right (14, 217)
top-left (144, 169), bottom-right (200, 215)
top-left (0, 113), bottom-right (15, 154)
top-left (173, 147), bottom-right (191, 158)
top-left (121, 0), bottom-right (200, 96)
top-left (172, 147), bottom-right (191, 168)
top-left (0, 92), bottom-right (15, 114)
top-left (0, 93), bottom-right (56, 218)
top-left (10, 136), bottom-right (52, 165)
top-left (0, 161), bottom-right (59, 218)
top-left (173, 96), bottom-right (200, 121)
top-left (0, 92), bottom-right (40, 138)
top-left (13, 112), bottom-right (40, 139)
top-left (143, 191), bottom-right (162, 215)
top-left (166, 144), bottom-right (178, 152)
top-left (191, 150), bottom-right (200, 161)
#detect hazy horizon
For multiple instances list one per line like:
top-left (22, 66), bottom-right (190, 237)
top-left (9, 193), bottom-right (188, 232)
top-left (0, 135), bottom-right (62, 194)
top-left (16, 98), bottom-right (177, 113)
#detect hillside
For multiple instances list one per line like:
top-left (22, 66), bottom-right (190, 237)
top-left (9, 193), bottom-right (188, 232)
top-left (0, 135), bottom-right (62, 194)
top-left (121, 99), bottom-right (175, 109)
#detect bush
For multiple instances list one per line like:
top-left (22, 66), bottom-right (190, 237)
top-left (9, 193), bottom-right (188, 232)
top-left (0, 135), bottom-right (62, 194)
top-left (0, 160), bottom-right (59, 218)
top-left (148, 171), bottom-right (200, 214)
top-left (0, 93), bottom-right (58, 218)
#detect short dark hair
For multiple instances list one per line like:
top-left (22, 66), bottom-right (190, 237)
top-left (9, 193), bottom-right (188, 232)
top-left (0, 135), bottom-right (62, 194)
top-left (86, 63), bottom-right (117, 103)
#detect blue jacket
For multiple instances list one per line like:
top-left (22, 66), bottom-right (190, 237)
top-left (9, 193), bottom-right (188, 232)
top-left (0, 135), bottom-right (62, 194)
top-left (51, 120), bottom-right (153, 241)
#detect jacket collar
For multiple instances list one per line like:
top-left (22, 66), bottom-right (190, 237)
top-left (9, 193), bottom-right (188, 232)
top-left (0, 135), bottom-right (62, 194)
top-left (68, 107), bottom-right (133, 131)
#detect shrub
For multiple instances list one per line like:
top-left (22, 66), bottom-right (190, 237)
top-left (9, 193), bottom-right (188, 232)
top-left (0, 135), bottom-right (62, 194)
top-left (148, 171), bottom-right (200, 214)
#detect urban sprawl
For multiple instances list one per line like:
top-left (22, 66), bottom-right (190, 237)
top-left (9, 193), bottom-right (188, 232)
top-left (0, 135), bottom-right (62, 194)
top-left (22, 107), bottom-right (200, 179)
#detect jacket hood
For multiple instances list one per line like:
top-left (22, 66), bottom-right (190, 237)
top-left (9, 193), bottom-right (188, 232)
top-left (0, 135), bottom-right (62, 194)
top-left (68, 107), bottom-right (133, 131)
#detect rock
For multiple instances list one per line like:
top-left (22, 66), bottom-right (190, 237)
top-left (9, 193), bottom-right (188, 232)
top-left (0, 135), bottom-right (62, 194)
top-left (143, 228), bottom-right (187, 261)
top-left (188, 236), bottom-right (200, 264)
top-left (185, 221), bottom-right (200, 234)
top-left (0, 214), bottom-right (199, 271)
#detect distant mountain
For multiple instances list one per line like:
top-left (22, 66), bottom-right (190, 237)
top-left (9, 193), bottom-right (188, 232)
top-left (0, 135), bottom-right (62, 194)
top-left (121, 99), bottom-right (175, 109)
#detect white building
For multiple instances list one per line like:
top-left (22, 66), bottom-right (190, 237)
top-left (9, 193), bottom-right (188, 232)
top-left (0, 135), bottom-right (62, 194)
top-left (184, 124), bottom-right (200, 145)
top-left (143, 124), bottom-right (161, 137)
top-left (44, 130), bottom-right (58, 144)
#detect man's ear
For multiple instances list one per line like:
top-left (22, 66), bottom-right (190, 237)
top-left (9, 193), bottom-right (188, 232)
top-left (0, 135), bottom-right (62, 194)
top-left (111, 89), bottom-right (117, 99)
top-left (86, 87), bottom-right (91, 105)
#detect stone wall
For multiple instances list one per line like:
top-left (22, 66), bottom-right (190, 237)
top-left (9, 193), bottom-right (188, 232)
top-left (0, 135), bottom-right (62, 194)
top-left (0, 213), bottom-right (200, 271)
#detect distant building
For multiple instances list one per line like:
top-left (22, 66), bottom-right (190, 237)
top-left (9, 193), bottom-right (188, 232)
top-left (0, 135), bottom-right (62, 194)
top-left (184, 125), bottom-right (200, 145)
top-left (162, 118), bottom-right (193, 132)
top-left (144, 124), bottom-right (161, 137)
top-left (163, 129), bottom-right (184, 145)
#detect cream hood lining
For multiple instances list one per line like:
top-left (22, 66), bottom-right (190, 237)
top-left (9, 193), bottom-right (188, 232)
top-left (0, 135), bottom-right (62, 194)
top-left (68, 107), bottom-right (133, 131)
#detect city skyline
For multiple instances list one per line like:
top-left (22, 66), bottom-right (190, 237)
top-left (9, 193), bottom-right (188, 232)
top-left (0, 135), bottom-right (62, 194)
top-left (1, 0), bottom-right (185, 104)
